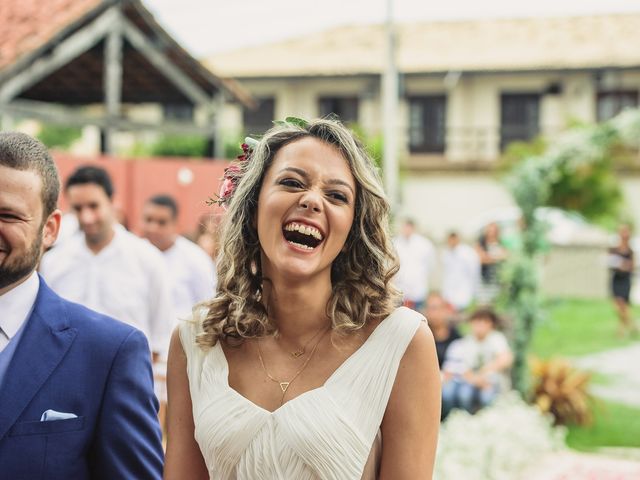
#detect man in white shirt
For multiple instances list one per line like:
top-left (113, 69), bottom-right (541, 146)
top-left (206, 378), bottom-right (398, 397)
top-left (141, 194), bottom-right (216, 321)
top-left (393, 218), bottom-right (437, 311)
top-left (140, 194), bottom-right (216, 424)
top-left (441, 231), bottom-right (481, 312)
top-left (0, 132), bottom-right (162, 478)
top-left (39, 166), bottom-right (174, 363)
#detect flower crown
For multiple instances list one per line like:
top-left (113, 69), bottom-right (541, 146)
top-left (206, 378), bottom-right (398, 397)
top-left (211, 117), bottom-right (309, 209)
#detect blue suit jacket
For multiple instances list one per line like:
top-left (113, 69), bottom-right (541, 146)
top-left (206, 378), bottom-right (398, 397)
top-left (0, 276), bottom-right (164, 479)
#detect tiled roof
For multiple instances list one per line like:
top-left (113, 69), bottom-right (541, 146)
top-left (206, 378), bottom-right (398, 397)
top-left (0, 0), bottom-right (253, 106)
top-left (0, 0), bottom-right (101, 72)
top-left (205, 14), bottom-right (640, 78)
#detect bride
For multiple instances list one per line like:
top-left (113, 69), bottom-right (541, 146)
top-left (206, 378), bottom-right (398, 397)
top-left (164, 118), bottom-right (440, 479)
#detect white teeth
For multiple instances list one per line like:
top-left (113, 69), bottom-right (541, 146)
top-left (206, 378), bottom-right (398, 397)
top-left (288, 241), bottom-right (314, 250)
top-left (284, 222), bottom-right (323, 240)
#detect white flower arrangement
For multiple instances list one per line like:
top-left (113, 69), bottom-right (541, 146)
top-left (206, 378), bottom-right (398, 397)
top-left (434, 392), bottom-right (566, 480)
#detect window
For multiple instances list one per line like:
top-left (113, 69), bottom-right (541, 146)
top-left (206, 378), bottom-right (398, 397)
top-left (163, 103), bottom-right (194, 121)
top-left (500, 93), bottom-right (540, 150)
top-left (318, 97), bottom-right (358, 124)
top-left (243, 97), bottom-right (275, 135)
top-left (408, 96), bottom-right (446, 153)
top-left (597, 91), bottom-right (638, 122)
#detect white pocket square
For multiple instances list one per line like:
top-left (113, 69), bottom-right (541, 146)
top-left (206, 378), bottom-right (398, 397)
top-left (40, 409), bottom-right (78, 422)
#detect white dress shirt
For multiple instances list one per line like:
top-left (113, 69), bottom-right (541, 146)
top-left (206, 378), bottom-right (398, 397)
top-left (0, 271), bottom-right (39, 353)
top-left (162, 236), bottom-right (216, 321)
top-left (39, 225), bottom-right (174, 357)
top-left (393, 233), bottom-right (437, 303)
top-left (441, 243), bottom-right (481, 310)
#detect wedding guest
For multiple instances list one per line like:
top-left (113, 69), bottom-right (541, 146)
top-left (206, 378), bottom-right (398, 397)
top-left (393, 218), bottom-right (437, 311)
top-left (608, 223), bottom-right (637, 337)
top-left (164, 118), bottom-right (441, 479)
top-left (424, 292), bottom-right (461, 369)
top-left (475, 222), bottom-right (508, 304)
top-left (0, 132), bottom-right (163, 479)
top-left (441, 231), bottom-right (480, 312)
top-left (141, 193), bottom-right (217, 427)
top-left (39, 166), bottom-right (174, 364)
top-left (441, 308), bottom-right (513, 418)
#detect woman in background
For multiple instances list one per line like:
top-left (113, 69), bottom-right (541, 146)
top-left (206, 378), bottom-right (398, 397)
top-left (608, 223), bottom-right (637, 337)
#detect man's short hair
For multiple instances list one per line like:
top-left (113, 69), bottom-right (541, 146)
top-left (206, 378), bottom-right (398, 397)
top-left (147, 194), bottom-right (179, 219)
top-left (0, 131), bottom-right (60, 218)
top-left (66, 165), bottom-right (114, 199)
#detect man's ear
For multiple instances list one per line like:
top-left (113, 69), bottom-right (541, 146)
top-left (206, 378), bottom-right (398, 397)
top-left (42, 209), bottom-right (62, 250)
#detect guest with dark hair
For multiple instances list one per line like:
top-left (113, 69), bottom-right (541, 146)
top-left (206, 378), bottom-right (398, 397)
top-left (608, 223), bottom-right (637, 337)
top-left (441, 307), bottom-right (513, 418)
top-left (40, 165), bottom-right (174, 365)
top-left (424, 292), bottom-right (461, 369)
top-left (475, 222), bottom-right (508, 304)
top-left (141, 193), bottom-right (217, 426)
top-left (0, 132), bottom-right (163, 478)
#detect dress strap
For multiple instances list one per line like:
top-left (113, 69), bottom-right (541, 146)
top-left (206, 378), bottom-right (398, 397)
top-left (326, 307), bottom-right (424, 446)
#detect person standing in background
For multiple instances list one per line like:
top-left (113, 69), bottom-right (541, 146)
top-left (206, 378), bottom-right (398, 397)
top-left (141, 194), bottom-right (217, 318)
top-left (393, 218), bottom-right (437, 311)
top-left (39, 166), bottom-right (174, 364)
top-left (608, 223), bottom-right (637, 337)
top-left (475, 222), bottom-right (508, 305)
top-left (424, 292), bottom-right (461, 369)
top-left (441, 231), bottom-right (480, 312)
top-left (141, 194), bottom-right (217, 426)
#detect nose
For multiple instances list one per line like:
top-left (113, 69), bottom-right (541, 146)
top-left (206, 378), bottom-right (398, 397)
top-left (78, 208), bottom-right (95, 225)
top-left (299, 190), bottom-right (322, 213)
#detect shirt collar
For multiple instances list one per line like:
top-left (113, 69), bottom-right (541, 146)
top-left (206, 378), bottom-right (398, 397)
top-left (0, 271), bottom-right (40, 339)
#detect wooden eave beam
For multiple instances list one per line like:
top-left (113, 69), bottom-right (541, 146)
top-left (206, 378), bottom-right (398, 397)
top-left (3, 99), bottom-right (215, 136)
top-left (0, 6), bottom-right (120, 103)
top-left (121, 17), bottom-right (212, 106)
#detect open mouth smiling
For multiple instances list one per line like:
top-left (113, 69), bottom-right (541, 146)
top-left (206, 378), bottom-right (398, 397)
top-left (282, 222), bottom-right (324, 250)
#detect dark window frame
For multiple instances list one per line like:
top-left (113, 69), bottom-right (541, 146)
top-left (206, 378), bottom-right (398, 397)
top-left (408, 95), bottom-right (447, 154)
top-left (596, 90), bottom-right (638, 122)
top-left (500, 93), bottom-right (540, 151)
top-left (243, 97), bottom-right (275, 136)
top-left (318, 96), bottom-right (359, 124)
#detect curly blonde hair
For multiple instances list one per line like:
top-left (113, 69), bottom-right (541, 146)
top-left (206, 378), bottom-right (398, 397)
top-left (197, 118), bottom-right (401, 348)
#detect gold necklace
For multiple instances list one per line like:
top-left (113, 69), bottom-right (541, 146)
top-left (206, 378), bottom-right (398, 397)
top-left (279, 325), bottom-right (326, 358)
top-left (257, 328), bottom-right (328, 405)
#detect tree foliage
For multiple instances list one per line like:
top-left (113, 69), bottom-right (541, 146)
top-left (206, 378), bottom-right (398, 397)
top-left (502, 108), bottom-right (640, 395)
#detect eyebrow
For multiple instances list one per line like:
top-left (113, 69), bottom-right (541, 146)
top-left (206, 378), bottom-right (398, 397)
top-left (278, 167), bottom-right (355, 195)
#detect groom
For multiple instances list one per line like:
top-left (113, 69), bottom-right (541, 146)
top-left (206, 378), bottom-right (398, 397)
top-left (0, 132), bottom-right (163, 479)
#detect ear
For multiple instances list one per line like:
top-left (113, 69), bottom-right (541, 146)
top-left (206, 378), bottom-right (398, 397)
top-left (42, 209), bottom-right (62, 250)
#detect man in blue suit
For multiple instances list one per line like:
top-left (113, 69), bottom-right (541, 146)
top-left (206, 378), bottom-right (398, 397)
top-left (0, 132), bottom-right (164, 479)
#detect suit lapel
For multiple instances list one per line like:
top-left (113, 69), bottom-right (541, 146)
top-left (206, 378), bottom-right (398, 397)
top-left (0, 277), bottom-right (77, 440)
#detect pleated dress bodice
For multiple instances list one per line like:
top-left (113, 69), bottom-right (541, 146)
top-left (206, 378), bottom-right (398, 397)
top-left (179, 307), bottom-right (423, 480)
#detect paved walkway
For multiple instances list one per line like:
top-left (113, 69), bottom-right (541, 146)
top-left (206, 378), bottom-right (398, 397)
top-left (573, 342), bottom-right (640, 407)
top-left (520, 450), bottom-right (640, 480)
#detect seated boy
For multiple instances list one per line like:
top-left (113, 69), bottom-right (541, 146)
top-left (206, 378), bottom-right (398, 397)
top-left (441, 308), bottom-right (513, 418)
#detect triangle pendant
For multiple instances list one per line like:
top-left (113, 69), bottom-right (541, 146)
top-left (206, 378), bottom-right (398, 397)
top-left (279, 382), bottom-right (290, 393)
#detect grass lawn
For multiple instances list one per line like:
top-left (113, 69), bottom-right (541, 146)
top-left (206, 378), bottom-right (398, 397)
top-left (529, 297), bottom-right (640, 451)
top-left (530, 298), bottom-right (639, 358)
top-left (566, 400), bottom-right (640, 450)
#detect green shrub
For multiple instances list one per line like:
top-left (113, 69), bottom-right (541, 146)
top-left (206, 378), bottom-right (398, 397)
top-left (37, 124), bottom-right (82, 149)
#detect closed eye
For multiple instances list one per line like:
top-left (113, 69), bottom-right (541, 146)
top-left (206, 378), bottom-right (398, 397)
top-left (279, 178), bottom-right (304, 189)
top-left (327, 191), bottom-right (349, 203)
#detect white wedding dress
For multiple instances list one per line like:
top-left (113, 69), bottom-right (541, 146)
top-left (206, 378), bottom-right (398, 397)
top-left (179, 306), bottom-right (423, 480)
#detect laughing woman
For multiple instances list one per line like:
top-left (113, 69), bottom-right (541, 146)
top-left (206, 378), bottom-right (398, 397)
top-left (164, 118), bottom-right (440, 480)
